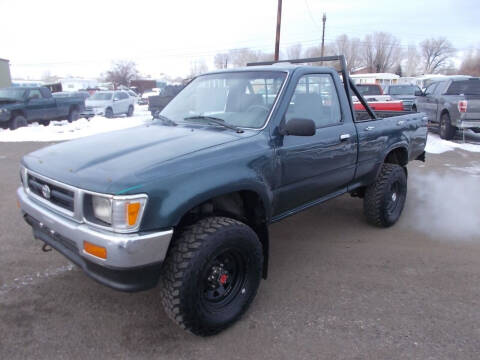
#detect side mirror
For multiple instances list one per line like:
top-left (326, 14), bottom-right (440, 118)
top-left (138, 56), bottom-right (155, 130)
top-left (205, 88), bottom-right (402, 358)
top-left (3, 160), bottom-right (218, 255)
top-left (282, 118), bottom-right (316, 136)
top-left (414, 90), bottom-right (424, 96)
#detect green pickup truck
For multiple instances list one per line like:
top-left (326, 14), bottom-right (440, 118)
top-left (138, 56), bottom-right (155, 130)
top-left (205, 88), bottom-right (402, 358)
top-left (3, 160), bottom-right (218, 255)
top-left (0, 86), bottom-right (85, 129)
top-left (17, 56), bottom-right (427, 336)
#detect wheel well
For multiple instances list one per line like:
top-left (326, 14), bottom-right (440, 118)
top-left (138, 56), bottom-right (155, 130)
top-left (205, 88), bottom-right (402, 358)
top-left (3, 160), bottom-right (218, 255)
top-left (177, 191), bottom-right (269, 278)
top-left (384, 147), bottom-right (408, 167)
top-left (440, 109), bottom-right (450, 119)
top-left (10, 110), bottom-right (25, 119)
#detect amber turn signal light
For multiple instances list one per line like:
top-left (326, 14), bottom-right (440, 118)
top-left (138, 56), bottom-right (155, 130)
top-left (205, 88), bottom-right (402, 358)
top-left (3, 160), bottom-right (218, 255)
top-left (83, 241), bottom-right (107, 259)
top-left (127, 202), bottom-right (141, 226)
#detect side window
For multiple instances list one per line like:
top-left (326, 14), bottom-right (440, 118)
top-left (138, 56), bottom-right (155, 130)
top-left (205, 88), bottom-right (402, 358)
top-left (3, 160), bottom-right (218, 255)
top-left (113, 92), bottom-right (121, 100)
top-left (425, 83), bottom-right (437, 96)
top-left (119, 92), bottom-right (129, 100)
top-left (286, 74), bottom-right (342, 128)
top-left (40, 88), bottom-right (51, 98)
top-left (27, 89), bottom-right (42, 100)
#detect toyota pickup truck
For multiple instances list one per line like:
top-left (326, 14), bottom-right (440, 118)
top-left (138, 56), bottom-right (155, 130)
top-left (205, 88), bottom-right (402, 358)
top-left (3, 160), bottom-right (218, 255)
top-left (17, 56), bottom-right (427, 336)
top-left (0, 86), bottom-right (85, 129)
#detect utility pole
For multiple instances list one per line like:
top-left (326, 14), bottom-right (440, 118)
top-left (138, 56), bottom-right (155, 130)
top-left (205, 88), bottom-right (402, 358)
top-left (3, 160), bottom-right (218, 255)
top-left (320, 13), bottom-right (327, 58)
top-left (274, 0), bottom-right (282, 61)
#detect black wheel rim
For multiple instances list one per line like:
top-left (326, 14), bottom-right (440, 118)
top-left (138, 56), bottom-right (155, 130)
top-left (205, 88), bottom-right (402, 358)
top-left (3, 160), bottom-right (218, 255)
top-left (201, 249), bottom-right (246, 309)
top-left (386, 180), bottom-right (403, 216)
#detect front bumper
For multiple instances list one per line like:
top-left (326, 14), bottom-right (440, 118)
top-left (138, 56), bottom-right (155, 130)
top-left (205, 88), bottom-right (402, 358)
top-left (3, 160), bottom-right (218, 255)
top-left (17, 187), bottom-right (173, 291)
top-left (81, 107), bottom-right (105, 117)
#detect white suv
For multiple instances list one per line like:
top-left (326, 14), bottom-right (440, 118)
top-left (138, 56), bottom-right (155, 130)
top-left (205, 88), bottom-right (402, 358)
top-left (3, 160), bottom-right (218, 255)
top-left (82, 91), bottom-right (135, 118)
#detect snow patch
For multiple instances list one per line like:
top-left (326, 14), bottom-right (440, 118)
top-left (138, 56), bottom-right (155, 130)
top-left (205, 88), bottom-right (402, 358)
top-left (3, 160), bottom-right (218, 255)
top-left (0, 263), bottom-right (75, 295)
top-left (0, 106), bottom-right (153, 142)
top-left (425, 133), bottom-right (480, 154)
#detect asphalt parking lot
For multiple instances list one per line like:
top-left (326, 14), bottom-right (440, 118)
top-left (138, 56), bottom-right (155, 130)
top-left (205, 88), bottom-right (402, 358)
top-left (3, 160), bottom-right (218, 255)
top-left (1, 140), bottom-right (480, 360)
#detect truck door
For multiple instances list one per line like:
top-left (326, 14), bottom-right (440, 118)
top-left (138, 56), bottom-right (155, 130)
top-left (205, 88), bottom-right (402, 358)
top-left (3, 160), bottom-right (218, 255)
top-left (274, 73), bottom-right (358, 215)
top-left (25, 89), bottom-right (55, 121)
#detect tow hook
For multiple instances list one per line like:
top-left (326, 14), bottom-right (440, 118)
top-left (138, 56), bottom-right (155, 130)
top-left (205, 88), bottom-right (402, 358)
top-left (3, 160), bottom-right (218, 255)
top-left (42, 243), bottom-right (52, 252)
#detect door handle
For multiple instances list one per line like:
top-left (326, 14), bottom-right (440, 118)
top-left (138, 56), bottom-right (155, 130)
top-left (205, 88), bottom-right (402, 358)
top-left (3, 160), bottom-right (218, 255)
top-left (397, 120), bottom-right (406, 126)
top-left (365, 126), bottom-right (375, 131)
top-left (340, 133), bottom-right (351, 141)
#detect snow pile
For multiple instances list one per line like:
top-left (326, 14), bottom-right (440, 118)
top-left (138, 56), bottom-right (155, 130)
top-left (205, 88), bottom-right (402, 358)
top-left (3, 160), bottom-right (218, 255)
top-left (0, 107), bottom-right (153, 142)
top-left (426, 133), bottom-right (480, 154)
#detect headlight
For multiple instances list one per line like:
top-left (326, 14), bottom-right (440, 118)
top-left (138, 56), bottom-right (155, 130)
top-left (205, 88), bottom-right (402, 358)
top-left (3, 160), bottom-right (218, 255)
top-left (89, 194), bottom-right (148, 232)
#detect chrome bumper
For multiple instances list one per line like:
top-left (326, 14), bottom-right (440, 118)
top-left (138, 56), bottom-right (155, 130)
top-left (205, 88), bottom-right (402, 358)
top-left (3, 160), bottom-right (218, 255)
top-left (17, 187), bottom-right (173, 269)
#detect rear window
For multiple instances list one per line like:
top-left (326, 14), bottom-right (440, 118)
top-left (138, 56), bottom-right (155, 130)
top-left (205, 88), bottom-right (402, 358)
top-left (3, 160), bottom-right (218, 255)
top-left (356, 85), bottom-right (382, 95)
top-left (446, 80), bottom-right (480, 95)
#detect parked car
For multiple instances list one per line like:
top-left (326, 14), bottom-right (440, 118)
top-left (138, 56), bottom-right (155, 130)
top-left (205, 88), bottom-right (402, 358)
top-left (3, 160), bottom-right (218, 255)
top-left (148, 85), bottom-right (184, 116)
top-left (138, 89), bottom-right (159, 105)
top-left (414, 77), bottom-right (480, 139)
top-left (353, 100), bottom-right (404, 111)
top-left (353, 83), bottom-right (392, 102)
top-left (0, 86), bottom-right (85, 129)
top-left (383, 84), bottom-right (422, 111)
top-left (81, 90), bottom-right (135, 118)
top-left (17, 55), bottom-right (427, 336)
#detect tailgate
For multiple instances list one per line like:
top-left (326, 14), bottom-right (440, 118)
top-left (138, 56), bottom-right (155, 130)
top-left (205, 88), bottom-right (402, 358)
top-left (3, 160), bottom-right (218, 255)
top-left (464, 96), bottom-right (480, 119)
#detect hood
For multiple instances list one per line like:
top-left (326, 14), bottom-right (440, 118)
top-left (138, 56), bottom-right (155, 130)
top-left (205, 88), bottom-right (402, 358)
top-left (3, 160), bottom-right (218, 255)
top-left (85, 99), bottom-right (112, 107)
top-left (22, 122), bottom-right (253, 193)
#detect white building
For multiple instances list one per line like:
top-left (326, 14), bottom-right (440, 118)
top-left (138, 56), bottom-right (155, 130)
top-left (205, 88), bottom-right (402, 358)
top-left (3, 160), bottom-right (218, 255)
top-left (350, 73), bottom-right (400, 86)
top-left (59, 78), bottom-right (98, 92)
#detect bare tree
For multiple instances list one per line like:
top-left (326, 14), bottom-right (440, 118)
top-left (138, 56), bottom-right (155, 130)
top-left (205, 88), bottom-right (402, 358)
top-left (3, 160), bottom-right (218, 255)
top-left (362, 32), bottom-right (401, 73)
top-left (285, 43), bottom-right (303, 60)
top-left (459, 49), bottom-right (480, 76)
top-left (420, 37), bottom-right (455, 74)
top-left (189, 59), bottom-right (208, 77)
top-left (226, 48), bottom-right (274, 67)
top-left (332, 34), bottom-right (361, 72)
top-left (214, 53), bottom-right (229, 69)
top-left (404, 44), bottom-right (420, 76)
top-left (104, 60), bottom-right (139, 87)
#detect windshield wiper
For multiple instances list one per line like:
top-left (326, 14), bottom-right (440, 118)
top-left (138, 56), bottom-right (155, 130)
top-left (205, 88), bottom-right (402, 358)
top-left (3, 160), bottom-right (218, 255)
top-left (184, 115), bottom-right (244, 133)
top-left (154, 113), bottom-right (177, 126)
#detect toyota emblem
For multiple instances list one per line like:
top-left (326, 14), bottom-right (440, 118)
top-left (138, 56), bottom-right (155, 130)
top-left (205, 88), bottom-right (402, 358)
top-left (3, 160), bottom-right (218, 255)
top-left (41, 184), bottom-right (51, 199)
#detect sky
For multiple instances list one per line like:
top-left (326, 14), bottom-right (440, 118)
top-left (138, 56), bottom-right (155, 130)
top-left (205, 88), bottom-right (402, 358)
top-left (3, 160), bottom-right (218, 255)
top-left (1, 0), bottom-right (478, 80)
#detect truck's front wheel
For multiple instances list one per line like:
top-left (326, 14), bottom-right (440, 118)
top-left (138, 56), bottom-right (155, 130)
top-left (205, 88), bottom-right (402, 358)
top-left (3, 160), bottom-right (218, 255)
top-left (363, 163), bottom-right (407, 227)
top-left (160, 217), bottom-right (263, 336)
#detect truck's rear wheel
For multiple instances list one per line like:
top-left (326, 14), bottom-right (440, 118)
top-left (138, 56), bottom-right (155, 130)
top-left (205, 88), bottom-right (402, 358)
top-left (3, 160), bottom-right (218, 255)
top-left (363, 163), bottom-right (407, 227)
top-left (440, 112), bottom-right (455, 140)
top-left (9, 115), bottom-right (27, 130)
top-left (160, 216), bottom-right (262, 336)
top-left (68, 109), bottom-right (80, 123)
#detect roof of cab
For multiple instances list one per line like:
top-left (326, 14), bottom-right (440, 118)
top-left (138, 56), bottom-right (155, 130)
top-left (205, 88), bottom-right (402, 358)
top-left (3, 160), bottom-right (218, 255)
top-left (202, 64), bottom-right (336, 75)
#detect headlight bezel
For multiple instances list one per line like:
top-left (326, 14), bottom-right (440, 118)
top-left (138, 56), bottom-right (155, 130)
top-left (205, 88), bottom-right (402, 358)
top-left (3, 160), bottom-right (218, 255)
top-left (84, 192), bottom-right (148, 234)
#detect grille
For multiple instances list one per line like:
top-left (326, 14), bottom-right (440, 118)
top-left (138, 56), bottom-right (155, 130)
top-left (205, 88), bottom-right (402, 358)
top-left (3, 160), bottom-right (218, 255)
top-left (27, 174), bottom-right (75, 212)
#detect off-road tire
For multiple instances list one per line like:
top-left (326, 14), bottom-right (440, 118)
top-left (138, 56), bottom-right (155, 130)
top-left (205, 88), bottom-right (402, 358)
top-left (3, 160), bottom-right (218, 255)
top-left (160, 216), bottom-right (263, 336)
top-left (68, 109), bottom-right (80, 123)
top-left (364, 163), bottom-right (407, 228)
top-left (9, 115), bottom-right (27, 130)
top-left (105, 107), bottom-right (113, 118)
top-left (127, 105), bottom-right (134, 117)
top-left (440, 112), bottom-right (455, 140)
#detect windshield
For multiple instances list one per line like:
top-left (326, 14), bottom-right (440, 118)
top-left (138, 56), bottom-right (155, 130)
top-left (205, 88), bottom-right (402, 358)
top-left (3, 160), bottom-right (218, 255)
top-left (161, 71), bottom-right (287, 129)
top-left (446, 80), bottom-right (480, 95)
top-left (387, 85), bottom-right (417, 95)
top-left (356, 85), bottom-right (382, 95)
top-left (89, 92), bottom-right (113, 100)
top-left (0, 88), bottom-right (26, 101)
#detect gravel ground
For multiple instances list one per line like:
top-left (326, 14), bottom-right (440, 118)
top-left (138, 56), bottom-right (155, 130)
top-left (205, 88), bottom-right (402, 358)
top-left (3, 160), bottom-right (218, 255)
top-left (0, 140), bottom-right (479, 360)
